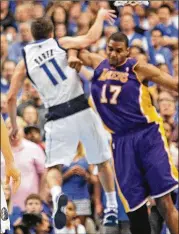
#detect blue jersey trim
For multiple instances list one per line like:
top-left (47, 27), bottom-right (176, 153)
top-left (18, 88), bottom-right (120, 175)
top-left (54, 38), bottom-right (67, 52)
top-left (29, 38), bottom-right (48, 45)
top-left (22, 48), bottom-right (36, 86)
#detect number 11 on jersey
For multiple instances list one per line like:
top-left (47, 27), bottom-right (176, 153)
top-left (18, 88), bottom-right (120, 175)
top-left (101, 84), bottom-right (122, 104)
top-left (40, 58), bottom-right (67, 86)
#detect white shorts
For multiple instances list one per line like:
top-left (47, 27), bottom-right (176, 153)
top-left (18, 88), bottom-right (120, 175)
top-left (73, 199), bottom-right (91, 216)
top-left (44, 108), bottom-right (112, 167)
top-left (1, 184), bottom-right (10, 233)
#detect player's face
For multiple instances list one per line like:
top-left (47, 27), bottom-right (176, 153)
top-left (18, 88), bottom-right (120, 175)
top-left (106, 40), bottom-right (129, 67)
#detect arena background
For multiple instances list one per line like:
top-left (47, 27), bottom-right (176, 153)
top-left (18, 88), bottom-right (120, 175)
top-left (1, 1), bottom-right (178, 234)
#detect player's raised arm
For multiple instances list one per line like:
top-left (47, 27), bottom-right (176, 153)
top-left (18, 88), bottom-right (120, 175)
top-left (59, 8), bottom-right (116, 50)
top-left (1, 116), bottom-right (21, 194)
top-left (134, 62), bottom-right (178, 92)
top-left (7, 60), bottom-right (26, 140)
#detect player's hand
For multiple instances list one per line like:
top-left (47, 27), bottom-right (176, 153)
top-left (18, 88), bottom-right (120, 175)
top-left (5, 164), bottom-right (21, 194)
top-left (68, 56), bottom-right (83, 73)
top-left (98, 8), bottom-right (117, 25)
top-left (9, 125), bottom-right (18, 141)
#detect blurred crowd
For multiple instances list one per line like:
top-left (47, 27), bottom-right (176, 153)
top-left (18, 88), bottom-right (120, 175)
top-left (0, 1), bottom-right (178, 234)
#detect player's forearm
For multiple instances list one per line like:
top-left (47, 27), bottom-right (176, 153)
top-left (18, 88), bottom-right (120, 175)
top-left (86, 13), bottom-right (105, 45)
top-left (68, 49), bottom-right (78, 58)
top-left (1, 116), bottom-right (15, 165)
top-left (156, 72), bottom-right (178, 92)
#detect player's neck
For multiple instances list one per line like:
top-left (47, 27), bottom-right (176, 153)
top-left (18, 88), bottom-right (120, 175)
top-left (115, 58), bottom-right (128, 68)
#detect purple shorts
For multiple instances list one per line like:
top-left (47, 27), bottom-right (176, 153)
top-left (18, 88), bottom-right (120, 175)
top-left (112, 122), bottom-right (178, 212)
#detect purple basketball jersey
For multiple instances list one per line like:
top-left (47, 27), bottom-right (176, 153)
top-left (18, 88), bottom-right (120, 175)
top-left (91, 58), bottom-right (161, 134)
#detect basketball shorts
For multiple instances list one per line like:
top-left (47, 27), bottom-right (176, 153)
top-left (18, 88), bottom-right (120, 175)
top-left (1, 184), bottom-right (10, 233)
top-left (44, 108), bottom-right (112, 167)
top-left (112, 122), bottom-right (178, 213)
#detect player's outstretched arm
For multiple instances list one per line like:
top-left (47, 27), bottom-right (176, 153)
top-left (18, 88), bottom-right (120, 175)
top-left (7, 60), bottom-right (26, 140)
top-left (1, 116), bottom-right (21, 194)
top-left (134, 62), bottom-right (178, 92)
top-left (59, 8), bottom-right (116, 50)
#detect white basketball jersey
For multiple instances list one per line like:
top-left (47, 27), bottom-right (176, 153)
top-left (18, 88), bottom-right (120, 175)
top-left (23, 38), bottom-right (84, 108)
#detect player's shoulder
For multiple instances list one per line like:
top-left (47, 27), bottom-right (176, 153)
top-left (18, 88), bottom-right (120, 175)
top-left (95, 58), bottom-right (109, 70)
top-left (24, 38), bottom-right (55, 49)
top-left (126, 57), bottom-right (138, 66)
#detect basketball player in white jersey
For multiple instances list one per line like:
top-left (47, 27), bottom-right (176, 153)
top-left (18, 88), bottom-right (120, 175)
top-left (7, 9), bottom-right (118, 229)
top-left (1, 116), bottom-right (21, 233)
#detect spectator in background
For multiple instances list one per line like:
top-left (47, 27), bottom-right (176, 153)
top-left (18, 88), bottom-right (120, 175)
top-left (62, 142), bottom-right (97, 230)
top-left (76, 12), bottom-right (91, 36)
top-left (17, 85), bottom-right (47, 134)
top-left (119, 4), bottom-right (134, 17)
top-left (1, 93), bottom-right (8, 121)
top-left (163, 121), bottom-right (178, 170)
top-left (22, 105), bottom-right (39, 127)
top-left (1, 60), bottom-right (16, 94)
top-left (120, 14), bottom-right (143, 46)
top-left (129, 45), bottom-right (145, 59)
top-left (0, 1), bottom-right (15, 30)
top-left (1, 117), bottom-right (45, 210)
top-left (150, 28), bottom-right (173, 74)
top-left (158, 91), bottom-right (176, 126)
top-left (15, 3), bottom-right (32, 25)
top-left (2, 182), bottom-right (22, 234)
top-left (14, 225), bottom-right (30, 234)
top-left (134, 4), bottom-right (149, 30)
top-left (54, 23), bottom-right (67, 39)
top-left (51, 5), bottom-right (67, 25)
top-left (56, 201), bottom-right (86, 234)
top-left (157, 4), bottom-right (178, 38)
top-left (36, 213), bottom-right (54, 234)
top-left (146, 8), bottom-right (160, 30)
top-left (24, 125), bottom-right (45, 151)
top-left (0, 34), bottom-right (10, 69)
top-left (31, 3), bottom-right (45, 20)
top-left (4, 25), bottom-right (18, 46)
top-left (13, 194), bottom-right (54, 234)
top-left (8, 22), bottom-right (33, 63)
top-left (68, 2), bottom-right (81, 35)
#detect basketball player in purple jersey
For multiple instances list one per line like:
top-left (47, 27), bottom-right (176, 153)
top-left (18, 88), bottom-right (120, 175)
top-left (69, 32), bottom-right (178, 234)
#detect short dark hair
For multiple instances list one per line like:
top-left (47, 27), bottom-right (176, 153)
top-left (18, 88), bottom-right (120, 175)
top-left (159, 4), bottom-right (173, 13)
top-left (31, 17), bottom-right (54, 40)
top-left (151, 27), bottom-right (163, 36)
top-left (108, 32), bottom-right (129, 48)
top-left (25, 194), bottom-right (42, 205)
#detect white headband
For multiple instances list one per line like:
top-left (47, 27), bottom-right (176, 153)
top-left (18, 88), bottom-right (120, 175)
top-left (114, 1), bottom-right (149, 7)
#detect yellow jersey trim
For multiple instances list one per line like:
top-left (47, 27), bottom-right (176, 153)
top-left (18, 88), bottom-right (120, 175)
top-left (109, 140), bottom-right (130, 212)
top-left (157, 121), bottom-right (178, 181)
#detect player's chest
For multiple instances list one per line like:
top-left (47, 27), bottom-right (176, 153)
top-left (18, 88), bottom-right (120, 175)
top-left (92, 71), bottom-right (137, 105)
